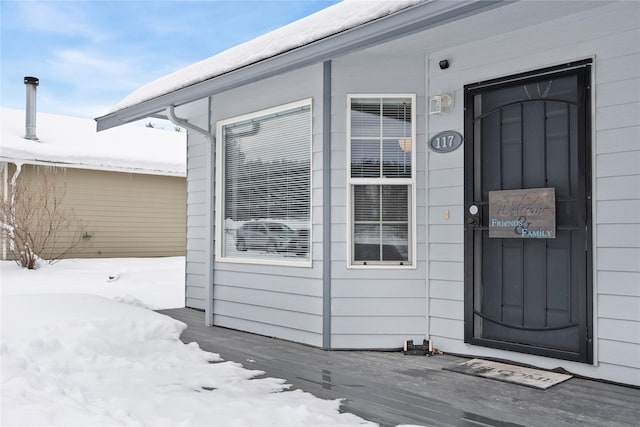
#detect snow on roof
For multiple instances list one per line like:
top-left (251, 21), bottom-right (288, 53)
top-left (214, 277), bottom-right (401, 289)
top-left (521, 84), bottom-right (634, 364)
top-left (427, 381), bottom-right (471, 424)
top-left (1, 108), bottom-right (185, 176)
top-left (108, 0), bottom-right (424, 113)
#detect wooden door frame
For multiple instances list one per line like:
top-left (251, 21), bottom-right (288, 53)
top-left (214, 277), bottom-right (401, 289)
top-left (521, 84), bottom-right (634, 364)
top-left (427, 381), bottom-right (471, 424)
top-left (462, 60), bottom-right (593, 363)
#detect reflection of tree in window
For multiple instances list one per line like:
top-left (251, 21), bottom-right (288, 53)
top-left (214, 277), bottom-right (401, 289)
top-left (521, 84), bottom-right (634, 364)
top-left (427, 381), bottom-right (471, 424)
top-left (221, 103), bottom-right (311, 262)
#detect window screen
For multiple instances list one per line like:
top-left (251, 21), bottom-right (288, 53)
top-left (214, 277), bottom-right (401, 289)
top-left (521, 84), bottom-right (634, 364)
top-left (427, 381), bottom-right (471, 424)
top-left (220, 101), bottom-right (311, 263)
top-left (348, 96), bottom-right (414, 266)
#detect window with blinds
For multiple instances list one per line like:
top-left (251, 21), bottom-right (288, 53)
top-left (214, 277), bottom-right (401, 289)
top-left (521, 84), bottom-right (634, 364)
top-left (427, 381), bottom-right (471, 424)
top-left (218, 99), bottom-right (311, 264)
top-left (348, 96), bottom-right (415, 266)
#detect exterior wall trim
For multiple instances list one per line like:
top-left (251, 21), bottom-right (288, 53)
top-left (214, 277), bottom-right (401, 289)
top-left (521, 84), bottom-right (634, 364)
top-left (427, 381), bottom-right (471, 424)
top-left (206, 97), bottom-right (215, 326)
top-left (322, 61), bottom-right (332, 349)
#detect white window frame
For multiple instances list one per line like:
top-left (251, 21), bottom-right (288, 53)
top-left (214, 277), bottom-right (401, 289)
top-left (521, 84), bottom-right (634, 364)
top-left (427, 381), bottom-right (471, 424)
top-left (215, 98), bottom-right (313, 267)
top-left (346, 94), bottom-right (417, 269)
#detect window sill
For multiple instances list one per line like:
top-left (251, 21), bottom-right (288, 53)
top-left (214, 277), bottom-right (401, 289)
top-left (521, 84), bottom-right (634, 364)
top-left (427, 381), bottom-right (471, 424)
top-left (215, 256), bottom-right (313, 269)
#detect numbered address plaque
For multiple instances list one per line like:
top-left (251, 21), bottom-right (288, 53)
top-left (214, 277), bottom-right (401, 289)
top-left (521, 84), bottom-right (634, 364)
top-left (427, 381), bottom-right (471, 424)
top-left (429, 130), bottom-right (463, 153)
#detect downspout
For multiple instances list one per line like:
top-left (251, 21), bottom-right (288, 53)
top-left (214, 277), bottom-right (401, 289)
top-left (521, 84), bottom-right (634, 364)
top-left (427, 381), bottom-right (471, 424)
top-left (166, 105), bottom-right (216, 326)
top-left (2, 162), bottom-right (8, 260)
top-left (167, 105), bottom-right (212, 140)
top-left (5, 163), bottom-right (23, 259)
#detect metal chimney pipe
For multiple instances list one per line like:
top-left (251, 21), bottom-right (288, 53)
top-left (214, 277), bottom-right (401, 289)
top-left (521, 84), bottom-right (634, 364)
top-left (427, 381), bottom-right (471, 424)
top-left (24, 76), bottom-right (39, 140)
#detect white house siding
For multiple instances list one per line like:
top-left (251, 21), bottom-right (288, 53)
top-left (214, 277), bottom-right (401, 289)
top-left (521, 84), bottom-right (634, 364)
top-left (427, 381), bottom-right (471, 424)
top-left (178, 0), bottom-right (640, 384)
top-left (207, 64), bottom-right (325, 347)
top-left (330, 55), bottom-right (427, 349)
top-left (421, 1), bottom-right (640, 385)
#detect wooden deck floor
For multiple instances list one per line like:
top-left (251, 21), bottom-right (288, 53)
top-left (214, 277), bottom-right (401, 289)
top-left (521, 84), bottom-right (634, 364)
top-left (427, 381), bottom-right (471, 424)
top-left (158, 307), bottom-right (640, 427)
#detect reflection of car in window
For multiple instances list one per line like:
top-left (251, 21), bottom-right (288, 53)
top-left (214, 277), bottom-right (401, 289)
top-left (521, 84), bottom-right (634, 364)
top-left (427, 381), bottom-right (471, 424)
top-left (236, 221), bottom-right (308, 256)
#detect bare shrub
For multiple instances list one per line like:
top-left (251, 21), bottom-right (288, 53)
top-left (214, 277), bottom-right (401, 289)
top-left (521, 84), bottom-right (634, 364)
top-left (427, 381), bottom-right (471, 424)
top-left (1, 166), bottom-right (85, 269)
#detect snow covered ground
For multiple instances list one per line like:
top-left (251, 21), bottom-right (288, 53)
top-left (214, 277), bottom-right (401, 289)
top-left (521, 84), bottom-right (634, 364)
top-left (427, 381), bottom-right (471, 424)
top-left (0, 257), bottom-right (376, 426)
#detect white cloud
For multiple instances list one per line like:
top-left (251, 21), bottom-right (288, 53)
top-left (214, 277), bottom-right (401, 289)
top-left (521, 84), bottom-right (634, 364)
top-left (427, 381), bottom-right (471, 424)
top-left (46, 49), bottom-right (136, 96)
top-left (53, 49), bottom-right (132, 77)
top-left (37, 48), bottom-right (191, 117)
top-left (10, 1), bottom-right (113, 43)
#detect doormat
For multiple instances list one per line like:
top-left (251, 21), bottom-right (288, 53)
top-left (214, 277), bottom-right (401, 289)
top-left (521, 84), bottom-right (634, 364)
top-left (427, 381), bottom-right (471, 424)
top-left (445, 359), bottom-right (572, 390)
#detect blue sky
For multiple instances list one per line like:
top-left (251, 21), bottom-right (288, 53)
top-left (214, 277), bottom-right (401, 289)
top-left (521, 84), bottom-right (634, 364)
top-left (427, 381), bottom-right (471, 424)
top-left (1, 0), bottom-right (338, 119)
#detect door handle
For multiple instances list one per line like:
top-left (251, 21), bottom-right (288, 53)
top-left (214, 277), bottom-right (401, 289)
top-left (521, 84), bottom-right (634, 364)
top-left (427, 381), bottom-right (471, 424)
top-left (467, 204), bottom-right (480, 226)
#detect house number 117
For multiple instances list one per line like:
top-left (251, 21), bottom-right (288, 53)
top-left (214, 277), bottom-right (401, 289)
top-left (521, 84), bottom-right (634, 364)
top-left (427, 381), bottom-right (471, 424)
top-left (429, 130), bottom-right (463, 153)
top-left (433, 135), bottom-right (454, 149)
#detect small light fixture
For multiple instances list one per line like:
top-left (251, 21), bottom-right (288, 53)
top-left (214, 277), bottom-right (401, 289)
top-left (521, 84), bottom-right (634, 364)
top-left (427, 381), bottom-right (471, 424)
top-left (429, 93), bottom-right (454, 115)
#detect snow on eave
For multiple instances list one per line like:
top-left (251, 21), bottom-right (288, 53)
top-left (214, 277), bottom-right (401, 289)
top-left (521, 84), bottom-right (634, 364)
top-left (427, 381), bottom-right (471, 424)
top-left (106, 0), bottom-right (425, 115)
top-left (1, 108), bottom-right (186, 176)
top-left (0, 157), bottom-right (185, 177)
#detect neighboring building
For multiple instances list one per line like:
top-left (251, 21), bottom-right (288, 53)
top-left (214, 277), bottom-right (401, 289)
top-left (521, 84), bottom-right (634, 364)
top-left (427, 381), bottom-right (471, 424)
top-left (1, 104), bottom-right (186, 259)
top-left (96, 1), bottom-right (640, 386)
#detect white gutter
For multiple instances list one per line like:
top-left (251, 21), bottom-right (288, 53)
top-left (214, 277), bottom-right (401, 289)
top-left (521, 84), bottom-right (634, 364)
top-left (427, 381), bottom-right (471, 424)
top-left (166, 105), bottom-right (215, 327)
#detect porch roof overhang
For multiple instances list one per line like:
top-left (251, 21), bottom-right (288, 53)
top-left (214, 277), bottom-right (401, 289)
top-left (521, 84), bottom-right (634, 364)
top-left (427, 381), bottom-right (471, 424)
top-left (95, 0), bottom-right (508, 132)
